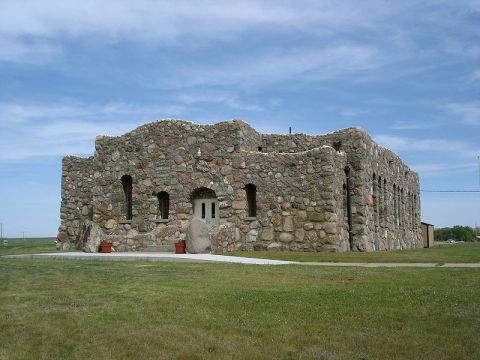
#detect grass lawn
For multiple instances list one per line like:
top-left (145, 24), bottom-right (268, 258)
top-left (0, 237), bottom-right (57, 256)
top-left (0, 259), bottom-right (479, 359)
top-left (229, 242), bottom-right (480, 263)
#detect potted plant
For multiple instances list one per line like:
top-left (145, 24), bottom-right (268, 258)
top-left (174, 240), bottom-right (186, 254)
top-left (99, 240), bottom-right (113, 253)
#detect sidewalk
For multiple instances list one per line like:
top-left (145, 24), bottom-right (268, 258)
top-left (4, 252), bottom-right (480, 267)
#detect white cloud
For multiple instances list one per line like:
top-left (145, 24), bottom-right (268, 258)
top-left (175, 45), bottom-right (380, 87)
top-left (0, 101), bottom-right (188, 161)
top-left (445, 102), bottom-right (480, 126)
top-left (178, 93), bottom-right (263, 112)
top-left (390, 121), bottom-right (440, 130)
top-left (340, 109), bottom-right (369, 118)
top-left (0, 1), bottom-right (392, 41)
top-left (470, 69), bottom-right (480, 82)
top-left (0, 37), bottom-right (62, 64)
top-left (374, 134), bottom-right (480, 159)
top-left (412, 162), bottom-right (477, 177)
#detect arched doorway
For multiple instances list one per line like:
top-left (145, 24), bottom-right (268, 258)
top-left (191, 187), bottom-right (219, 226)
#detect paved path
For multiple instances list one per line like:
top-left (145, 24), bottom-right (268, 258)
top-left (4, 252), bottom-right (480, 268)
top-left (5, 252), bottom-right (294, 265)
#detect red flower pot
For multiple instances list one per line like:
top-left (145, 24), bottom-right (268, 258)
top-left (175, 242), bottom-right (186, 254)
top-left (99, 243), bottom-right (112, 253)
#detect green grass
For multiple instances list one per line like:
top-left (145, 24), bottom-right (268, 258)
top-left (0, 259), bottom-right (479, 359)
top-left (0, 237), bottom-right (57, 256)
top-left (230, 242), bottom-right (480, 263)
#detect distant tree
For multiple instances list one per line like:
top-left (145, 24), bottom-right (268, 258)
top-left (434, 226), bottom-right (476, 242)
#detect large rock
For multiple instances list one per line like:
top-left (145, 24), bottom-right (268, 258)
top-left (186, 218), bottom-right (212, 254)
top-left (78, 220), bottom-right (105, 253)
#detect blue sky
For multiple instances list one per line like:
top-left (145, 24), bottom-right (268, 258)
top-left (0, 0), bottom-right (479, 237)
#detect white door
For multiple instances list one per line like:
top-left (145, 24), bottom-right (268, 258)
top-left (193, 198), bottom-right (219, 226)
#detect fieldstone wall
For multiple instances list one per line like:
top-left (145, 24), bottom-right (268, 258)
top-left (58, 156), bottom-right (94, 248)
top-left (58, 119), bottom-right (422, 253)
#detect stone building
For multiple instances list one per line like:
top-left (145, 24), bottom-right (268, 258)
top-left (57, 119), bottom-right (423, 253)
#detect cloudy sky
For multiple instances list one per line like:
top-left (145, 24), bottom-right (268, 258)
top-left (0, 0), bottom-right (479, 237)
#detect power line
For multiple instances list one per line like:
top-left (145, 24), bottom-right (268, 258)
top-left (420, 190), bottom-right (480, 193)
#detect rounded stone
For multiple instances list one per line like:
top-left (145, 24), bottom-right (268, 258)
top-left (279, 232), bottom-right (294, 243)
top-left (303, 223), bottom-right (314, 231)
top-left (104, 219), bottom-right (117, 229)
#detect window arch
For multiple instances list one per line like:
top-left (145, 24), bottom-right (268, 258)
top-left (157, 191), bottom-right (169, 220)
top-left (121, 175), bottom-right (133, 220)
top-left (245, 183), bottom-right (257, 217)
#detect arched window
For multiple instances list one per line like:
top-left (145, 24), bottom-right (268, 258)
top-left (413, 195), bottom-right (418, 228)
top-left (245, 184), bottom-right (257, 217)
top-left (344, 167), bottom-right (353, 249)
top-left (383, 179), bottom-right (387, 227)
top-left (121, 175), bottom-right (133, 220)
top-left (378, 176), bottom-right (383, 228)
top-left (393, 184), bottom-right (397, 226)
top-left (400, 188), bottom-right (404, 227)
top-left (372, 174), bottom-right (378, 228)
top-left (157, 191), bottom-right (169, 220)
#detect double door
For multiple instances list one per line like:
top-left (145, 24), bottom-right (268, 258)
top-left (193, 198), bottom-right (219, 226)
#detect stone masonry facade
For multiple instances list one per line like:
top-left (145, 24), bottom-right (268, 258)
top-left (58, 119), bottom-right (423, 253)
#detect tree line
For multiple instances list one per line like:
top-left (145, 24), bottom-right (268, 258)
top-left (434, 226), bottom-right (478, 242)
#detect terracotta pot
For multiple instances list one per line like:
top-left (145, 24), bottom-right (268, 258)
top-left (175, 242), bottom-right (186, 254)
top-left (99, 243), bottom-right (112, 253)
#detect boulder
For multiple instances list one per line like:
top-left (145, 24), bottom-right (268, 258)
top-left (186, 218), bottom-right (212, 254)
top-left (79, 220), bottom-right (105, 253)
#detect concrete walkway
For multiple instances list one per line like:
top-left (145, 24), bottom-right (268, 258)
top-left (4, 252), bottom-right (480, 268)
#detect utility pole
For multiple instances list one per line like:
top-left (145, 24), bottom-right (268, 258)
top-left (477, 156), bottom-right (480, 240)
top-left (1, 223), bottom-right (2, 245)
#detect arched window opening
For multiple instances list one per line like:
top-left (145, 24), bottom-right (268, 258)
top-left (345, 167), bottom-right (353, 249)
top-left (413, 195), bottom-right (418, 228)
top-left (157, 191), bottom-right (169, 220)
top-left (378, 177), bottom-right (383, 228)
top-left (245, 183), bottom-right (257, 217)
top-left (383, 179), bottom-right (387, 227)
top-left (400, 188), bottom-right (404, 227)
top-left (411, 193), bottom-right (415, 227)
top-left (408, 192), bottom-right (412, 227)
top-left (121, 175), bottom-right (133, 220)
top-left (393, 184), bottom-right (397, 227)
top-left (372, 174), bottom-right (378, 228)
